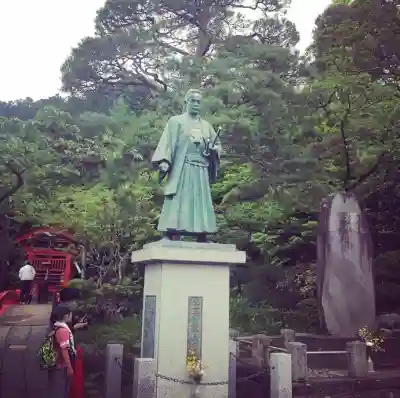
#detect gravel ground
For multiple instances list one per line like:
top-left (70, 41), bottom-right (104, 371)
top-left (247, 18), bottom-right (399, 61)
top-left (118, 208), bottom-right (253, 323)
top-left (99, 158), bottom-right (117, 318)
top-left (307, 368), bottom-right (347, 378)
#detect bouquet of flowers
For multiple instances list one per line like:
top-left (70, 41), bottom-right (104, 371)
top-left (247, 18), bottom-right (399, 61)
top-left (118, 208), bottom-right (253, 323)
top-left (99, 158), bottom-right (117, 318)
top-left (186, 350), bottom-right (204, 384)
top-left (358, 326), bottom-right (385, 352)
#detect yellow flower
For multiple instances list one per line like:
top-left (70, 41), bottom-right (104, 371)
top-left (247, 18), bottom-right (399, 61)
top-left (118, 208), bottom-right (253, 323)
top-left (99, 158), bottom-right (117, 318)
top-left (357, 326), bottom-right (385, 352)
top-left (186, 352), bottom-right (205, 379)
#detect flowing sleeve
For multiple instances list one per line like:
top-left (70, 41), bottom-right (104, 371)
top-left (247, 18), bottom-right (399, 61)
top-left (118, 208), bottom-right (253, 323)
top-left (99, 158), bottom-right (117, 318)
top-left (151, 117), bottom-right (176, 168)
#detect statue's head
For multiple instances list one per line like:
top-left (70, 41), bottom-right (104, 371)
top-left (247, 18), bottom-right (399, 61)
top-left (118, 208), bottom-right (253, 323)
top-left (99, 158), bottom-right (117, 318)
top-left (184, 89), bottom-right (202, 116)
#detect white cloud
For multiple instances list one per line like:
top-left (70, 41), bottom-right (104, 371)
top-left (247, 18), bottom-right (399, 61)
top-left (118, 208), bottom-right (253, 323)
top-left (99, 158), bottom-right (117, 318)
top-left (0, 0), bottom-right (331, 101)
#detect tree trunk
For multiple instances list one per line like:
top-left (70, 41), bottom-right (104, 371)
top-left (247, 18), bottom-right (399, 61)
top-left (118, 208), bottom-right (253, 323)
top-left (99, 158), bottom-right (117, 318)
top-left (0, 213), bottom-right (12, 291)
top-left (80, 242), bottom-right (88, 280)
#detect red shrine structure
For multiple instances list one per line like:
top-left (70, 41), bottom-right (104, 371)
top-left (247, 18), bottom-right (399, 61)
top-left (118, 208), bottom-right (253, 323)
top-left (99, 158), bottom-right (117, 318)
top-left (15, 226), bottom-right (81, 292)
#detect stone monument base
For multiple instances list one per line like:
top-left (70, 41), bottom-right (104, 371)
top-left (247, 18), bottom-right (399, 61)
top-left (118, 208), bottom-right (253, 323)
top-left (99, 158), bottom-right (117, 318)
top-left (131, 240), bottom-right (246, 398)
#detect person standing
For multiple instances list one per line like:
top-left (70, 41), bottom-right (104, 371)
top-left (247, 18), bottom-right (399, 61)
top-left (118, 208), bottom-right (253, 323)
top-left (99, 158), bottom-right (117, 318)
top-left (49, 304), bottom-right (76, 398)
top-left (55, 288), bottom-right (87, 398)
top-left (37, 269), bottom-right (49, 304)
top-left (18, 260), bottom-right (36, 304)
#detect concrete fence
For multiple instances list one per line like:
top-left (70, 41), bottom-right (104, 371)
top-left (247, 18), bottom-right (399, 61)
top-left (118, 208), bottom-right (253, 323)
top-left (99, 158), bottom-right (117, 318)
top-left (104, 330), bottom-right (369, 398)
top-left (104, 339), bottom-right (238, 398)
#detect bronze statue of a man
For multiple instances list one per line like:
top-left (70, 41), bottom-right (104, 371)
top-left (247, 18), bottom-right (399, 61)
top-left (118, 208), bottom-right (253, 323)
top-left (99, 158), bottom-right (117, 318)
top-left (152, 89), bottom-right (221, 242)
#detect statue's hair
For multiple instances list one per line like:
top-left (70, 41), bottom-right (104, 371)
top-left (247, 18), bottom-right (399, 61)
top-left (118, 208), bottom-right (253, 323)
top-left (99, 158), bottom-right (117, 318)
top-left (184, 89), bottom-right (202, 102)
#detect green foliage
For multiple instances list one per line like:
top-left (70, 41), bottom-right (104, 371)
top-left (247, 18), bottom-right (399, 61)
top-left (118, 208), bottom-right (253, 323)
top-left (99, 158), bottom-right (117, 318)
top-left (1, 0), bottom-right (399, 337)
top-left (306, 0), bottom-right (400, 192)
top-left (313, 0), bottom-right (400, 89)
top-left (78, 316), bottom-right (141, 349)
top-left (61, 0), bottom-right (297, 95)
top-left (229, 295), bottom-right (282, 334)
top-left (229, 294), bottom-right (319, 333)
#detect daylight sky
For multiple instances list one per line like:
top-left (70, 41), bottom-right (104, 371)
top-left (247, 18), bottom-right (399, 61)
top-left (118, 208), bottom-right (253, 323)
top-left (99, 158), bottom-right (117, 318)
top-left (0, 0), bottom-right (331, 101)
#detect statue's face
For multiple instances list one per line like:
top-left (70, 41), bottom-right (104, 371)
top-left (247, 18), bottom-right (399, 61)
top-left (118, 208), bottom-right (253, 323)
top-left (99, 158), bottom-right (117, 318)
top-left (186, 93), bottom-right (202, 115)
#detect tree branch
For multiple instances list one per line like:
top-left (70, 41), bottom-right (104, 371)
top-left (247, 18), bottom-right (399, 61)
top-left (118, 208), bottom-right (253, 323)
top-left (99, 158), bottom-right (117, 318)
top-left (340, 92), bottom-right (352, 189)
top-left (316, 90), bottom-right (337, 116)
top-left (346, 152), bottom-right (387, 192)
top-left (235, 0), bottom-right (263, 10)
top-left (0, 163), bottom-right (25, 205)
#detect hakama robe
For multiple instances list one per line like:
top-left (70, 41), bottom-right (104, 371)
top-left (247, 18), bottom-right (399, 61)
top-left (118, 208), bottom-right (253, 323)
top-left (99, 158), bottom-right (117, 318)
top-left (152, 114), bottom-right (221, 234)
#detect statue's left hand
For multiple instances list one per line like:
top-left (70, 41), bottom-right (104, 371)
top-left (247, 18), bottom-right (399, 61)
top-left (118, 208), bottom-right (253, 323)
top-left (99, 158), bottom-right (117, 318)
top-left (203, 144), bottom-right (217, 157)
top-left (159, 161), bottom-right (170, 172)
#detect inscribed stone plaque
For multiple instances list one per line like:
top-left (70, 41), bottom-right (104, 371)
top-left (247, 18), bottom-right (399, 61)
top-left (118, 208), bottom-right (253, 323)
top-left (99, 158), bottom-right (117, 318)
top-left (142, 295), bottom-right (156, 358)
top-left (187, 296), bottom-right (203, 359)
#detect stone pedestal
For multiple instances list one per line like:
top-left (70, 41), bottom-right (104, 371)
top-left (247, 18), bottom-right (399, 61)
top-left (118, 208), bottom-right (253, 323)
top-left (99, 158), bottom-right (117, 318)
top-left (131, 240), bottom-right (246, 398)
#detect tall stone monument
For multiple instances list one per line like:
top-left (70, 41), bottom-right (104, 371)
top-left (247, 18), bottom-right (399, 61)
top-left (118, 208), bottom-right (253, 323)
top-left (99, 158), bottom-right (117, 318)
top-left (317, 192), bottom-right (375, 337)
top-left (131, 89), bottom-right (246, 398)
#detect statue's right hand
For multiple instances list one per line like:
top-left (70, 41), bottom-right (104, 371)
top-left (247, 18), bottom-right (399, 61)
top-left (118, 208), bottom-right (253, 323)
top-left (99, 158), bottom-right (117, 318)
top-left (159, 161), bottom-right (170, 172)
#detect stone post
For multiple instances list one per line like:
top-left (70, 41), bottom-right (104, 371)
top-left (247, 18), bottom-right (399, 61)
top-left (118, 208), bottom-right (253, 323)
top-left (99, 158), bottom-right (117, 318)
top-left (229, 339), bottom-right (237, 398)
top-left (287, 342), bottom-right (307, 382)
top-left (281, 329), bottom-right (295, 349)
top-left (104, 344), bottom-right (123, 398)
top-left (252, 334), bottom-right (271, 368)
top-left (347, 341), bottom-right (368, 377)
top-left (270, 353), bottom-right (292, 398)
top-left (133, 358), bottom-right (156, 398)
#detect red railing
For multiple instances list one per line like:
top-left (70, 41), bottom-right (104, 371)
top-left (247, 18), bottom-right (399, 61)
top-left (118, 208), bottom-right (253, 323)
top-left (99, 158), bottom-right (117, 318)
top-left (0, 290), bottom-right (20, 315)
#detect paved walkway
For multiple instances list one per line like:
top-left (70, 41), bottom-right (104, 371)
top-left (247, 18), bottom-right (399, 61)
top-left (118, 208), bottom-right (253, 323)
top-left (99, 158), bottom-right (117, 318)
top-left (0, 304), bottom-right (52, 398)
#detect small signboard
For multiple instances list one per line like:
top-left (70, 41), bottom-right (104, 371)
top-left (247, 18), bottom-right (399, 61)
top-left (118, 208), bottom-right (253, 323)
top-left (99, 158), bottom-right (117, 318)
top-left (142, 295), bottom-right (156, 358)
top-left (187, 296), bottom-right (203, 359)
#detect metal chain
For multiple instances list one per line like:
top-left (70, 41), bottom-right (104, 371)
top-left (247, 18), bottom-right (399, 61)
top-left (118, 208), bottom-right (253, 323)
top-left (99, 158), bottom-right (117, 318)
top-left (156, 368), bottom-right (269, 385)
top-left (115, 359), bottom-right (136, 377)
top-left (156, 354), bottom-right (269, 386)
top-left (115, 355), bottom-right (269, 386)
top-left (156, 373), bottom-right (228, 385)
